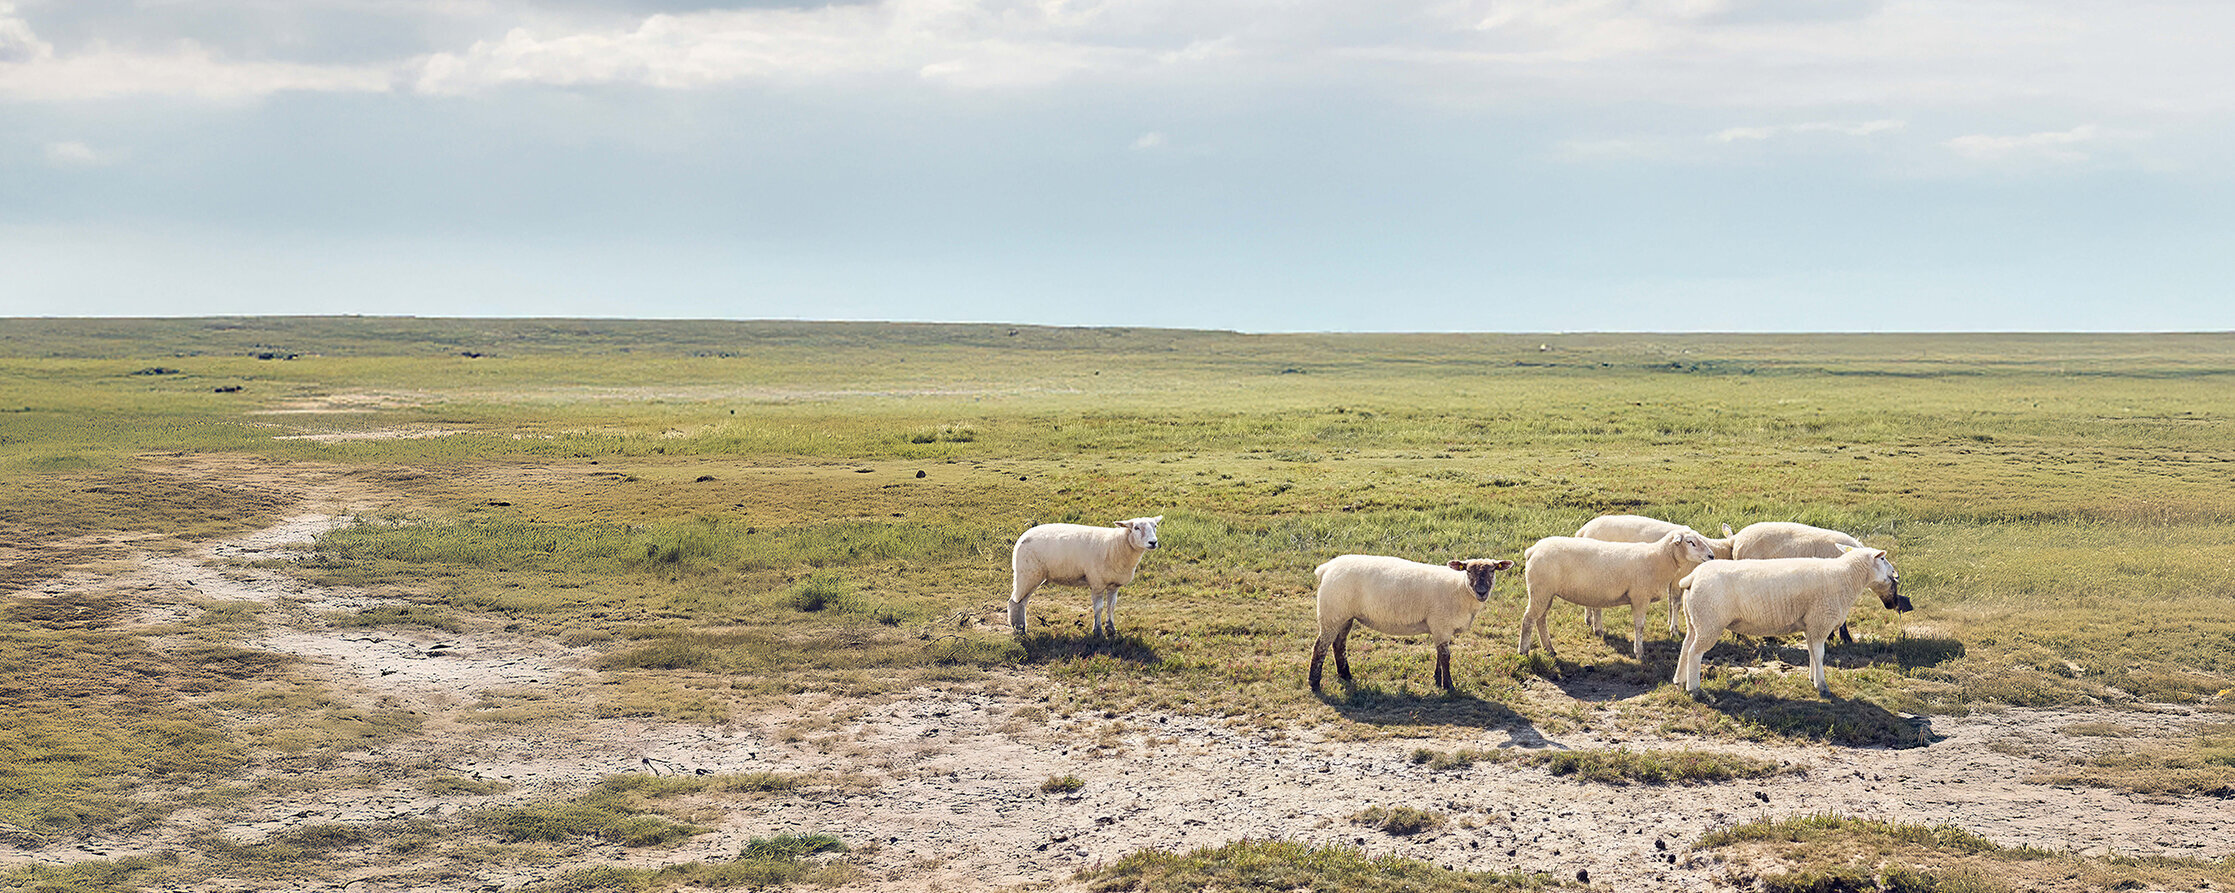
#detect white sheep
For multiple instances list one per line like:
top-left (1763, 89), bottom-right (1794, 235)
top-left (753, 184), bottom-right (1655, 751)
top-left (1729, 521), bottom-right (1868, 644)
top-left (1008, 516), bottom-right (1162, 637)
top-left (1310, 555), bottom-right (1514, 692)
top-left (1573, 514), bottom-right (1733, 635)
top-left (1518, 529), bottom-right (1716, 663)
top-left (1673, 545), bottom-right (1911, 697)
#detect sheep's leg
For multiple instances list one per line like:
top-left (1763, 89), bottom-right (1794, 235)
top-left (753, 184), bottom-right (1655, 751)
top-left (1008, 572), bottom-right (1044, 634)
top-left (1630, 596), bottom-right (1650, 661)
top-left (1517, 601), bottom-right (1537, 654)
top-left (1533, 602), bottom-right (1560, 663)
top-left (1665, 582), bottom-right (1683, 636)
top-left (1674, 624), bottom-right (1706, 693)
top-left (1519, 593), bottom-right (1558, 659)
top-left (1434, 640), bottom-right (1453, 690)
top-left (1332, 619), bottom-right (1355, 683)
top-left (1310, 635), bottom-right (1331, 692)
top-left (1809, 637), bottom-right (1830, 697)
top-left (1675, 617), bottom-right (1725, 695)
top-left (1834, 623), bottom-right (1853, 645)
top-left (1586, 607), bottom-right (1603, 636)
top-left (1103, 586), bottom-right (1119, 637)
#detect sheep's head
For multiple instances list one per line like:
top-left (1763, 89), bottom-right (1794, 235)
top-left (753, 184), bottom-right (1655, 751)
top-left (1445, 558), bottom-right (1515, 601)
top-left (1843, 546), bottom-right (1911, 612)
top-left (1119, 516), bottom-right (1163, 550)
top-left (1666, 529), bottom-right (1716, 565)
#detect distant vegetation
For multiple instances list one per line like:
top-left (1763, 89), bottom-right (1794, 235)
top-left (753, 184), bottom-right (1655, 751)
top-left (3, 318), bottom-right (2232, 890)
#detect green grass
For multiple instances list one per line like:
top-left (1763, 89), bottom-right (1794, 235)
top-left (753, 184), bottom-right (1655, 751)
top-left (1351, 805), bottom-right (1447, 836)
top-left (527, 833), bottom-right (855, 892)
top-left (1079, 839), bottom-right (1565, 892)
top-left (1410, 745), bottom-right (1796, 784)
top-left (6, 320), bottom-right (2235, 887)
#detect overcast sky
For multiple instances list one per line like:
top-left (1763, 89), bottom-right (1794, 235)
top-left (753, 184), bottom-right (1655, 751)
top-left (4, 0), bottom-right (2231, 332)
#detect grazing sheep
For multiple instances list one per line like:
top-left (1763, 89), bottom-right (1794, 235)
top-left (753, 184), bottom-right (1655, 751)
top-left (1519, 530), bottom-right (1716, 663)
top-left (1729, 522), bottom-right (1868, 644)
top-left (1310, 555), bottom-right (1514, 692)
top-left (1573, 515), bottom-right (1733, 635)
top-left (1008, 516), bottom-right (1162, 637)
top-left (1673, 545), bottom-right (1912, 697)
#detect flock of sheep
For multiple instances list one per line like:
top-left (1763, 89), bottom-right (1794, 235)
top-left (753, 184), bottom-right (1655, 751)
top-left (1004, 513), bottom-right (1911, 699)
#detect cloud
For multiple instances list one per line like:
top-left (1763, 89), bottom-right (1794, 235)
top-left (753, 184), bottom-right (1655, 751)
top-left (1714, 119), bottom-right (1903, 142)
top-left (0, 4), bottom-right (394, 101)
top-left (1944, 125), bottom-right (2108, 163)
top-left (411, 3), bottom-right (1157, 94)
top-left (43, 139), bottom-right (115, 166)
top-left (0, 2), bottom-right (50, 65)
top-left (1131, 131), bottom-right (1168, 151)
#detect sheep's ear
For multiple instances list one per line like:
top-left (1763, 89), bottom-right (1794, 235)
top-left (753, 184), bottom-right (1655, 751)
top-left (1493, 559), bottom-right (1515, 570)
top-left (1835, 544), bottom-right (1855, 554)
top-left (1722, 523), bottom-right (1734, 536)
top-left (1149, 515), bottom-right (1162, 523)
top-left (1447, 560), bottom-right (1467, 571)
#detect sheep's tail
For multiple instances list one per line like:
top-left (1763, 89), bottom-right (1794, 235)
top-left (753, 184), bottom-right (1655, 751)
top-left (1311, 561), bottom-right (1332, 584)
top-left (1675, 569), bottom-right (1700, 592)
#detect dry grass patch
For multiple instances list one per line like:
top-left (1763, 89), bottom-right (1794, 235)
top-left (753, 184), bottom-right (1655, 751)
top-left (1409, 745), bottom-right (1797, 784)
top-left (1699, 814), bottom-right (2235, 893)
top-left (1080, 839), bottom-right (1567, 892)
top-left (2028, 721), bottom-right (2235, 798)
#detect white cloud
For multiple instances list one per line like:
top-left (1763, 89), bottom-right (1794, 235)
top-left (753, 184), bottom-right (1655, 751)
top-left (0, 0), bottom-right (2227, 170)
top-left (1131, 131), bottom-right (1168, 150)
top-left (0, 4), bottom-right (394, 101)
top-left (1944, 124), bottom-right (2110, 163)
top-left (411, 3), bottom-right (1157, 94)
top-left (0, 2), bottom-right (52, 65)
top-left (43, 139), bottom-right (114, 166)
top-left (1714, 119), bottom-right (1903, 142)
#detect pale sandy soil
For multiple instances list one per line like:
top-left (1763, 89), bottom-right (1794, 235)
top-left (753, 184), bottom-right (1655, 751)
top-left (4, 463), bottom-right (2230, 891)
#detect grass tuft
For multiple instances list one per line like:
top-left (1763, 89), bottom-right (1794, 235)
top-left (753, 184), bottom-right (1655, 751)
top-left (1350, 805), bottom-right (1446, 836)
top-left (1080, 838), bottom-right (1563, 892)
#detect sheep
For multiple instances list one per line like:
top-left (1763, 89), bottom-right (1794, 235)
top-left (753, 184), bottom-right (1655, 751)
top-left (1673, 546), bottom-right (1912, 697)
top-left (1573, 514), bottom-right (1733, 635)
top-left (1310, 555), bottom-right (1514, 692)
top-left (1729, 521), bottom-right (1868, 644)
top-left (1008, 516), bottom-right (1162, 637)
top-left (1518, 529), bottom-right (1716, 663)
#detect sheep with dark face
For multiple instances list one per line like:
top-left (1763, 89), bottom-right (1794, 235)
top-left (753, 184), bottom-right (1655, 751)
top-left (1673, 545), bottom-right (1911, 697)
top-left (1008, 516), bottom-right (1162, 637)
top-left (1310, 555), bottom-right (1514, 692)
top-left (1519, 529), bottom-right (1717, 664)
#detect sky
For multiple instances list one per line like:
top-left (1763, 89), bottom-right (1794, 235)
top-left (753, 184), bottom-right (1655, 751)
top-left (3, 0), bottom-right (2232, 332)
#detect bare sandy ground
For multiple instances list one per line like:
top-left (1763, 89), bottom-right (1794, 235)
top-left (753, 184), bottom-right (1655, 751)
top-left (6, 471), bottom-right (2231, 891)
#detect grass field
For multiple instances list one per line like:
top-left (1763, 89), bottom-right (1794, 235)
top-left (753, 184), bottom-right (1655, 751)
top-left (2, 318), bottom-right (2232, 890)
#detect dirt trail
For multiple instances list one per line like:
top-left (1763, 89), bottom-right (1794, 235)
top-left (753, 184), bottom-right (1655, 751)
top-left (5, 467), bottom-right (2232, 891)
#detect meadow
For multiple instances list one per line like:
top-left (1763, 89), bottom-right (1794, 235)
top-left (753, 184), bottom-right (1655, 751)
top-left (2, 318), bottom-right (2232, 891)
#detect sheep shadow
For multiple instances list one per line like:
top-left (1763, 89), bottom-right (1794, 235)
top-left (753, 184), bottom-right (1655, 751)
top-left (1704, 633), bottom-right (1965, 672)
top-left (1828, 633), bottom-right (1965, 670)
top-left (1017, 630), bottom-right (1161, 665)
top-left (1321, 685), bottom-right (1546, 741)
top-left (1542, 659), bottom-right (1668, 703)
top-left (1690, 688), bottom-right (1941, 750)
